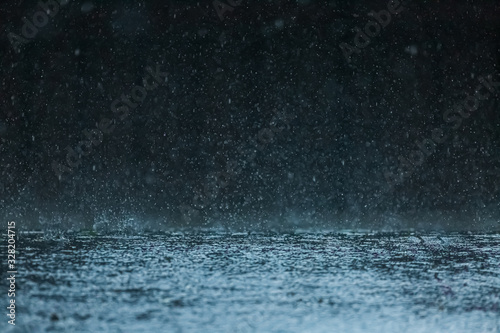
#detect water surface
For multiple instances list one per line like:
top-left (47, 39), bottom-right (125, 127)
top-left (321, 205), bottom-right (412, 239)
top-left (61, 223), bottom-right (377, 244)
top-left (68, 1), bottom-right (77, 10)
top-left (2, 231), bottom-right (499, 332)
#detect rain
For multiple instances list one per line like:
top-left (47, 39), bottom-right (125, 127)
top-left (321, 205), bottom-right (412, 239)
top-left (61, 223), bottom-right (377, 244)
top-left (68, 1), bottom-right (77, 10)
top-left (0, 0), bottom-right (499, 332)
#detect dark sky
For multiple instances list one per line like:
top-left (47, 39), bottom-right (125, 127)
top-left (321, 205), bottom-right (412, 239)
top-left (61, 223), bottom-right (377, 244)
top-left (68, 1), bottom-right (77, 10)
top-left (0, 0), bottom-right (499, 231)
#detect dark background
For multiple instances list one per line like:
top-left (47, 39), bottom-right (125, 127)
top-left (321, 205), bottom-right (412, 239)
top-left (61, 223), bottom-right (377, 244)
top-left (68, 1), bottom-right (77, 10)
top-left (0, 0), bottom-right (499, 231)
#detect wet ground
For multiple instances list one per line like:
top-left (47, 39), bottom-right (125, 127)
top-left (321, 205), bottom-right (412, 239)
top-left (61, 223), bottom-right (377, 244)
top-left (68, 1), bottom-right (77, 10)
top-left (1, 231), bottom-right (499, 332)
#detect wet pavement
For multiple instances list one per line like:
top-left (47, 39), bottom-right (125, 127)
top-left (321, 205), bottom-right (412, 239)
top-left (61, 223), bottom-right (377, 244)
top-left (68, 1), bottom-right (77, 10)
top-left (2, 231), bottom-right (499, 332)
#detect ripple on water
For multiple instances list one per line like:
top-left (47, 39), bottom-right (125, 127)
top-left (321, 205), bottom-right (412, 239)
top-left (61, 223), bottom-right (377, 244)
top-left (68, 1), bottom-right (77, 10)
top-left (2, 232), bottom-right (499, 332)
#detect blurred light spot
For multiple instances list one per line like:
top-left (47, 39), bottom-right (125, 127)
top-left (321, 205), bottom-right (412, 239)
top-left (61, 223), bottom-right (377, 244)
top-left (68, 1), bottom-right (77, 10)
top-left (81, 2), bottom-right (95, 13)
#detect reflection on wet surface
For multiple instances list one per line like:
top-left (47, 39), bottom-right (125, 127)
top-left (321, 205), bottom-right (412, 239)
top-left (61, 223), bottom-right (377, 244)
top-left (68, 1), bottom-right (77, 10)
top-left (2, 232), bottom-right (499, 332)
